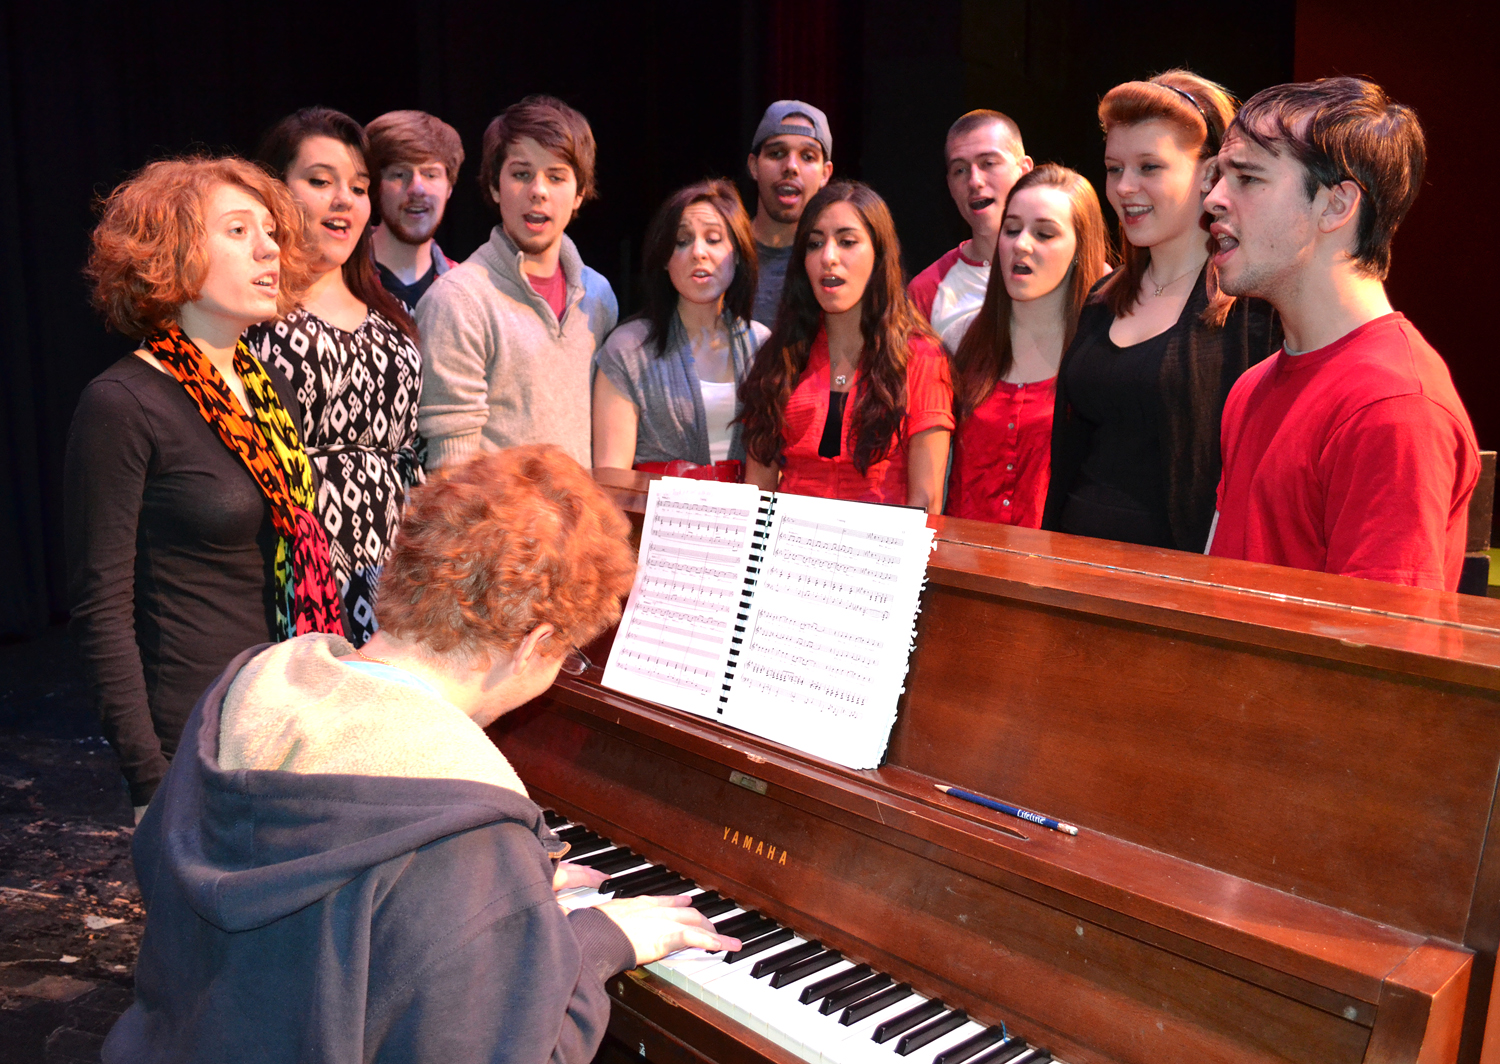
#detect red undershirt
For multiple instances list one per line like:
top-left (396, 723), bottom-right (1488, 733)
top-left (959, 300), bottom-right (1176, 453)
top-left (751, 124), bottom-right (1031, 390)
top-left (527, 268), bottom-right (568, 322)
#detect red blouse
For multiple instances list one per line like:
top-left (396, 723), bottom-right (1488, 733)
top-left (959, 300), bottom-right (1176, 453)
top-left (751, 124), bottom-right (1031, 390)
top-left (777, 328), bottom-right (954, 505)
top-left (946, 376), bottom-right (1055, 527)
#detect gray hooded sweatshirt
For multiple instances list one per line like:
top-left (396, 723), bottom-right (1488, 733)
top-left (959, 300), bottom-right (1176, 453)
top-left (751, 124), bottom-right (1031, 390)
top-left (103, 636), bottom-right (634, 1064)
top-left (416, 227), bottom-right (617, 470)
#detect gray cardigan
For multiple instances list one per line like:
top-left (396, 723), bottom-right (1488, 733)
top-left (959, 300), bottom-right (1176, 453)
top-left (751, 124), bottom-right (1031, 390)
top-left (416, 227), bottom-right (618, 470)
top-left (595, 315), bottom-right (769, 465)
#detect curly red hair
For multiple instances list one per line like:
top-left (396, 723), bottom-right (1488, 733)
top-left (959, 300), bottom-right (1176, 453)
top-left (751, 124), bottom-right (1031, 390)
top-left (86, 155), bottom-right (314, 338)
top-left (377, 446), bottom-right (636, 663)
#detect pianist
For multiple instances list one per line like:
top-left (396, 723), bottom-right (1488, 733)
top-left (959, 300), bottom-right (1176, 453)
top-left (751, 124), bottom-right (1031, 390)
top-left (103, 445), bottom-right (740, 1064)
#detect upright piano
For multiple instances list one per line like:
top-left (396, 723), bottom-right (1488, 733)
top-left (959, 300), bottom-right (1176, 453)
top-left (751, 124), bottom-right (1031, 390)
top-left (489, 471), bottom-right (1500, 1064)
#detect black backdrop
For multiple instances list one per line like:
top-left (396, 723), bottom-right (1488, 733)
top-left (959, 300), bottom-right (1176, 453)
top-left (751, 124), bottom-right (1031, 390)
top-left (1, 0), bottom-right (1300, 638)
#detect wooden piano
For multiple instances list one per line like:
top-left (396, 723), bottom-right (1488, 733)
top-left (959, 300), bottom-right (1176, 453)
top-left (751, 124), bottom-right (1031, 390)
top-left (489, 470), bottom-right (1500, 1064)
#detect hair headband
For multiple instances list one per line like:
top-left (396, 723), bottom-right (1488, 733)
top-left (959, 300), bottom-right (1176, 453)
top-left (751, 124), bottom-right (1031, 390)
top-left (1163, 83), bottom-right (1214, 135)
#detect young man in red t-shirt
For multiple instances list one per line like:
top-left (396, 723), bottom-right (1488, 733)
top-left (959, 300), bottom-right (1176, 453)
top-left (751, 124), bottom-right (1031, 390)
top-left (1204, 78), bottom-right (1478, 591)
top-left (907, 110), bottom-right (1032, 352)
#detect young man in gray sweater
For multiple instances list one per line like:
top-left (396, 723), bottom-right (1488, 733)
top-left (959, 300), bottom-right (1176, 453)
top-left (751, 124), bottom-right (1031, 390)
top-left (416, 95), bottom-right (618, 471)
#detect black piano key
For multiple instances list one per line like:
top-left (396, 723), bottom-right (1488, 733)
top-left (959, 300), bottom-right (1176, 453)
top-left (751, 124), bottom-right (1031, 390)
top-left (799, 964), bottom-right (874, 1005)
top-left (819, 973), bottom-right (893, 1015)
top-left (933, 1026), bottom-right (1010, 1064)
top-left (1007, 1051), bottom-right (1050, 1064)
top-left (564, 836), bottom-right (614, 858)
top-left (573, 848), bottom-right (639, 872)
top-left (556, 825), bottom-right (594, 842)
top-left (873, 999), bottom-right (947, 1044)
top-left (966, 1039), bottom-right (1029, 1064)
top-left (599, 864), bottom-right (670, 893)
top-left (840, 983), bottom-right (913, 1025)
top-left (542, 809), bottom-right (568, 829)
top-left (713, 911), bottom-right (770, 937)
top-left (723, 927), bottom-right (795, 964)
top-left (770, 949), bottom-right (844, 989)
top-left (897, 1010), bottom-right (969, 1055)
top-left (750, 940), bottom-right (824, 979)
top-left (691, 894), bottom-right (738, 919)
top-left (616, 875), bottom-right (693, 899)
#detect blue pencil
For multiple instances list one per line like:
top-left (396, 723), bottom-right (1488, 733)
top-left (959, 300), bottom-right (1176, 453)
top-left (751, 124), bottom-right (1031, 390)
top-left (935, 784), bottom-right (1079, 836)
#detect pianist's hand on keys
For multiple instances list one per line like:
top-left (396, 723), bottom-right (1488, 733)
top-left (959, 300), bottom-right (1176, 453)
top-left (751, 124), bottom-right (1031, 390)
top-left (546, 811), bottom-right (1060, 1064)
top-left (599, 895), bottom-right (744, 966)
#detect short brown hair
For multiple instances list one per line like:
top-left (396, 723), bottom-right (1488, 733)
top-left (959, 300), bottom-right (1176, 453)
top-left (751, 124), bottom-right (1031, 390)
top-left (365, 110), bottom-right (465, 182)
top-left (1230, 77), bottom-right (1423, 280)
top-left (86, 155), bottom-right (314, 339)
top-left (945, 109), bottom-right (1025, 161)
top-left (478, 95), bottom-right (598, 213)
top-left (376, 446), bottom-right (635, 664)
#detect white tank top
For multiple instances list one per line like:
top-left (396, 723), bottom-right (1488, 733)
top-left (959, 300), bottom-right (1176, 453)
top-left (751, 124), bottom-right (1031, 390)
top-left (699, 378), bottom-right (738, 462)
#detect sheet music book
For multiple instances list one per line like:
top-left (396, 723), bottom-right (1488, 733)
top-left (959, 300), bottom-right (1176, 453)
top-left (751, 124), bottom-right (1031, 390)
top-left (602, 478), bottom-right (936, 769)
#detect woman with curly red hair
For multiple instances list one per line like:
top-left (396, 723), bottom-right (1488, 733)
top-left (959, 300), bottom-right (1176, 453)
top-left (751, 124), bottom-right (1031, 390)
top-left (65, 155), bottom-right (344, 818)
top-left (110, 445), bottom-right (739, 1063)
top-left (739, 181), bottom-right (953, 511)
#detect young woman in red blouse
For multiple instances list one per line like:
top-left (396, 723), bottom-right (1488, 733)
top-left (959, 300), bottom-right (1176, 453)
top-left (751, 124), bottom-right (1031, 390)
top-left (740, 181), bottom-right (952, 512)
top-left (947, 165), bottom-right (1110, 525)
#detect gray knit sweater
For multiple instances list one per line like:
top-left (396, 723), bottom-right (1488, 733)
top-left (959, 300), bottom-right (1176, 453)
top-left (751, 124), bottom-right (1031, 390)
top-left (415, 227), bottom-right (617, 470)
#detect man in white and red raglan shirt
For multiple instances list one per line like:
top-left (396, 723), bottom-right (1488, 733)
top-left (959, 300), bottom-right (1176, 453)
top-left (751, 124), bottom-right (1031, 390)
top-left (1205, 77), bottom-right (1478, 591)
top-left (907, 110), bottom-right (1032, 352)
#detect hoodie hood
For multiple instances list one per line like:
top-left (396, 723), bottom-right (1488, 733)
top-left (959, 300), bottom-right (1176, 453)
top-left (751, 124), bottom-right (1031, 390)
top-left (134, 640), bottom-right (557, 934)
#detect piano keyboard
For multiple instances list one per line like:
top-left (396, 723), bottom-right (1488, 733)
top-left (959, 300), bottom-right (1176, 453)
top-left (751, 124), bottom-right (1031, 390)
top-left (544, 810), bottom-right (1061, 1064)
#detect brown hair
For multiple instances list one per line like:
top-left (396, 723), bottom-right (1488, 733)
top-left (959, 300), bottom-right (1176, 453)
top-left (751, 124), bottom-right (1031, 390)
top-left (1230, 77), bottom-right (1423, 280)
top-left (377, 445), bottom-right (636, 664)
top-left (951, 165), bottom-right (1111, 421)
top-left (86, 155), bottom-right (315, 339)
top-left (1095, 69), bottom-right (1238, 325)
top-left (739, 180), bottom-right (936, 475)
top-left (636, 179), bottom-right (758, 350)
top-left (256, 107), bottom-right (418, 342)
top-left (365, 110), bottom-right (466, 183)
top-left (945, 109), bottom-right (1025, 160)
top-left (479, 95), bottom-right (598, 211)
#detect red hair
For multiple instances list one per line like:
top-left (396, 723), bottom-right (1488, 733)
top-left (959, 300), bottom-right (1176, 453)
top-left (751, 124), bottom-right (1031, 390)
top-left (1094, 69), bottom-right (1239, 326)
top-left (86, 155), bottom-right (314, 338)
top-left (376, 446), bottom-right (635, 663)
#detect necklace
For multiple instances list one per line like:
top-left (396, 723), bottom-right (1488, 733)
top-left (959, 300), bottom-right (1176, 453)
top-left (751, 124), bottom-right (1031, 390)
top-left (1147, 259), bottom-right (1201, 297)
top-left (353, 646), bottom-right (393, 667)
top-left (834, 374), bottom-right (848, 386)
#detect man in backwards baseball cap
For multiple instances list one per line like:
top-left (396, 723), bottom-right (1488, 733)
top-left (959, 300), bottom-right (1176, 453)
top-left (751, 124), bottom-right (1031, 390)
top-left (746, 100), bottom-right (833, 327)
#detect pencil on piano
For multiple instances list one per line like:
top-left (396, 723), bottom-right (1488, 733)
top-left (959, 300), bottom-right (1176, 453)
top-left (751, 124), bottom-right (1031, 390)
top-left (935, 784), bottom-right (1079, 836)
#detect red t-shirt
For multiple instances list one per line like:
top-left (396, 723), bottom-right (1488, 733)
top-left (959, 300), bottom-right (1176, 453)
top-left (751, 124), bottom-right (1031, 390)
top-left (777, 329), bottom-right (954, 505)
top-left (1210, 313), bottom-right (1478, 591)
top-left (527, 268), bottom-right (568, 322)
top-left (947, 376), bottom-right (1055, 527)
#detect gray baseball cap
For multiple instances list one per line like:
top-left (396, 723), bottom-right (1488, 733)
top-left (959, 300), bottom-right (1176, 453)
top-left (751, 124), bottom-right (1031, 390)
top-left (751, 101), bottom-right (832, 160)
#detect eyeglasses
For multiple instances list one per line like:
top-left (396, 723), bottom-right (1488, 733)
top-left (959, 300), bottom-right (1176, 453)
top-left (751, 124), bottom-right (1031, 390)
top-left (560, 647), bottom-right (594, 676)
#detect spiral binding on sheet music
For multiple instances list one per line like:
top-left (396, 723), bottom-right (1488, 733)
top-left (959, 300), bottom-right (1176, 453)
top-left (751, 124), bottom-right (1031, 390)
top-left (721, 491), bottom-right (777, 711)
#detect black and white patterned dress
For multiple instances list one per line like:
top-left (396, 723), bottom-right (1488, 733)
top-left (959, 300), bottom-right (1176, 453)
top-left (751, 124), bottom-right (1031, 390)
top-left (246, 309), bottom-right (423, 644)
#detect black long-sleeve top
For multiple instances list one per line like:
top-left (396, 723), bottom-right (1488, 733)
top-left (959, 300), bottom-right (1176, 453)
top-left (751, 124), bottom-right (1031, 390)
top-left (1043, 269), bottom-right (1282, 552)
top-left (64, 354), bottom-right (302, 805)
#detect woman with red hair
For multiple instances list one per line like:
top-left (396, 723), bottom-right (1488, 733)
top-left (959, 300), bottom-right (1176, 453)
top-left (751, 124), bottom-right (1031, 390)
top-left (66, 155), bottom-right (343, 818)
top-left (739, 181), bottom-right (953, 511)
top-left (1042, 70), bottom-right (1280, 551)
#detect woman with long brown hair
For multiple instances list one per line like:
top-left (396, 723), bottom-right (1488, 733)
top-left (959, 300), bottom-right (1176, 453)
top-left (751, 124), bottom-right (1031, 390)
top-left (593, 179), bottom-right (766, 481)
top-left (739, 181), bottom-right (953, 511)
top-left (1041, 70), bottom-right (1279, 551)
top-left (948, 164), bottom-right (1110, 525)
top-left (245, 107), bottom-right (425, 645)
